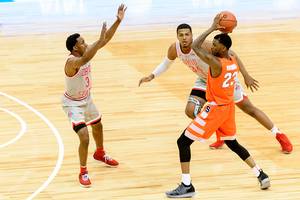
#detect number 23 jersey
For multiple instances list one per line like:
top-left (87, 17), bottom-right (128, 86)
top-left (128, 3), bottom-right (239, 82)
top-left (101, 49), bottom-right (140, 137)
top-left (206, 56), bottom-right (240, 105)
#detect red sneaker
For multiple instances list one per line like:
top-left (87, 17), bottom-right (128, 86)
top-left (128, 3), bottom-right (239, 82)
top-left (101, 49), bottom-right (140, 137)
top-left (209, 140), bottom-right (224, 149)
top-left (276, 133), bottom-right (293, 154)
top-left (79, 170), bottom-right (91, 188)
top-left (93, 152), bottom-right (119, 167)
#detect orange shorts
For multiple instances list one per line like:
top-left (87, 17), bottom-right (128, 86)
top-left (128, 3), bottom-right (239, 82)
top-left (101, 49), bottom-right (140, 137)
top-left (185, 101), bottom-right (236, 142)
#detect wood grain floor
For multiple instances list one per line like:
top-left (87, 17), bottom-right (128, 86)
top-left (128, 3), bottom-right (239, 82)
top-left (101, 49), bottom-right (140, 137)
top-left (0, 1), bottom-right (300, 199)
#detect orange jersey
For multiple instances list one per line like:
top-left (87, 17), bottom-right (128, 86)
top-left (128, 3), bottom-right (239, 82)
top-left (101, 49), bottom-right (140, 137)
top-left (206, 56), bottom-right (239, 105)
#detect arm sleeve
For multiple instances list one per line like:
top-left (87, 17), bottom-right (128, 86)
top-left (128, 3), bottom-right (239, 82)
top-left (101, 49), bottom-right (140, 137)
top-left (152, 56), bottom-right (175, 78)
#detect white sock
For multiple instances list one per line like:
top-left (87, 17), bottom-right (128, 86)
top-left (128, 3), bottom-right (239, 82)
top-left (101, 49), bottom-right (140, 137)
top-left (182, 174), bottom-right (191, 186)
top-left (270, 125), bottom-right (281, 136)
top-left (252, 165), bottom-right (261, 177)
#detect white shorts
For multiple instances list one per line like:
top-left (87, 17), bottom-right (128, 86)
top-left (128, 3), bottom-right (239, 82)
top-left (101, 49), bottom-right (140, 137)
top-left (192, 77), bottom-right (247, 103)
top-left (62, 93), bottom-right (102, 128)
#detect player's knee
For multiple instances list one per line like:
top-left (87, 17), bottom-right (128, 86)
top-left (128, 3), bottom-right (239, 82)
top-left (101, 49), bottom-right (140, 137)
top-left (187, 97), bottom-right (204, 119)
top-left (177, 131), bottom-right (194, 148)
top-left (177, 131), bottom-right (194, 162)
top-left (185, 106), bottom-right (195, 119)
top-left (79, 133), bottom-right (90, 147)
top-left (239, 102), bottom-right (257, 117)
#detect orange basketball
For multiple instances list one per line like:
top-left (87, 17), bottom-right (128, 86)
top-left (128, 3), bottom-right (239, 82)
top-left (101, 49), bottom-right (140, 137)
top-left (218, 11), bottom-right (237, 33)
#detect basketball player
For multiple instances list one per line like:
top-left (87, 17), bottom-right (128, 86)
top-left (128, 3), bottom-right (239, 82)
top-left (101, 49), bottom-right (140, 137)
top-left (138, 24), bottom-right (292, 153)
top-left (62, 4), bottom-right (127, 187)
top-left (165, 14), bottom-right (271, 198)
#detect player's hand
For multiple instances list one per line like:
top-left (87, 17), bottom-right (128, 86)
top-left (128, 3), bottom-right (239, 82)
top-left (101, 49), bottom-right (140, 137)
top-left (244, 75), bottom-right (259, 92)
top-left (99, 22), bottom-right (107, 42)
top-left (116, 4), bottom-right (127, 22)
top-left (138, 74), bottom-right (154, 87)
top-left (211, 14), bottom-right (224, 31)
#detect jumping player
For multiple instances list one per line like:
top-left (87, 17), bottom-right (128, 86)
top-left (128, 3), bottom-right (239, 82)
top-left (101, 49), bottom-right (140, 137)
top-left (165, 14), bottom-right (271, 198)
top-left (62, 4), bottom-right (127, 187)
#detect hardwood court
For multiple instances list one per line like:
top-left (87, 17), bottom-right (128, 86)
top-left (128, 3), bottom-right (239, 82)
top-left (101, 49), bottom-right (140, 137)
top-left (1, 4), bottom-right (300, 200)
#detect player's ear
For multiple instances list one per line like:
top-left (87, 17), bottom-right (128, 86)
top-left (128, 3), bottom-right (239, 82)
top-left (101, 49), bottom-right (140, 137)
top-left (73, 46), bottom-right (78, 51)
top-left (221, 45), bottom-right (227, 52)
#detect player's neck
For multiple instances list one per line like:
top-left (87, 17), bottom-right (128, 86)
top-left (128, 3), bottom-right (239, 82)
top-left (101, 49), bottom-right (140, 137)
top-left (181, 46), bottom-right (191, 54)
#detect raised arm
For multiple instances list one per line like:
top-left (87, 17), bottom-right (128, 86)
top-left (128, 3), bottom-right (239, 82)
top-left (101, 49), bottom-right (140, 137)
top-left (229, 50), bottom-right (259, 92)
top-left (138, 43), bottom-right (176, 86)
top-left (191, 14), bottom-right (223, 77)
top-left (66, 22), bottom-right (107, 75)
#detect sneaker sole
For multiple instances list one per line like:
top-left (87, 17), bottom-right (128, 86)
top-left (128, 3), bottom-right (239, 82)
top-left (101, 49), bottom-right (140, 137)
top-left (283, 150), bottom-right (292, 154)
top-left (209, 145), bottom-right (223, 150)
top-left (260, 178), bottom-right (271, 190)
top-left (80, 183), bottom-right (91, 188)
top-left (166, 191), bottom-right (196, 198)
top-left (92, 157), bottom-right (119, 167)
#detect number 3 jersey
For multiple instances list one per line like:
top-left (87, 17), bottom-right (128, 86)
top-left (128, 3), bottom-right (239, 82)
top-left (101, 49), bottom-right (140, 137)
top-left (175, 38), bottom-right (209, 82)
top-left (63, 54), bottom-right (92, 105)
top-left (206, 56), bottom-right (239, 105)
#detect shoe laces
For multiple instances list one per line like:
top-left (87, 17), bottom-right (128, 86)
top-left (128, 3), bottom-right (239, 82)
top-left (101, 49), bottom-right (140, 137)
top-left (103, 154), bottom-right (113, 161)
top-left (81, 171), bottom-right (90, 181)
top-left (172, 183), bottom-right (188, 194)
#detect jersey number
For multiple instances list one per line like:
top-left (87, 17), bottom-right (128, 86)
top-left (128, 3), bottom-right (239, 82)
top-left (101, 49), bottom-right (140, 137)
top-left (85, 77), bottom-right (90, 87)
top-left (222, 71), bottom-right (238, 88)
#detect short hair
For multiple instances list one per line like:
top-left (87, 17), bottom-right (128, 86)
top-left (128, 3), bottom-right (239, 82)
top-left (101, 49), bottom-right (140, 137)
top-left (66, 33), bottom-right (80, 52)
top-left (214, 34), bottom-right (232, 50)
top-left (177, 23), bottom-right (192, 34)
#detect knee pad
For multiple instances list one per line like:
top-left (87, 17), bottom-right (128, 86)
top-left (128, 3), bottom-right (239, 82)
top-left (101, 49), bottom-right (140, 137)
top-left (188, 97), bottom-right (204, 118)
top-left (177, 131), bottom-right (194, 162)
top-left (225, 140), bottom-right (250, 161)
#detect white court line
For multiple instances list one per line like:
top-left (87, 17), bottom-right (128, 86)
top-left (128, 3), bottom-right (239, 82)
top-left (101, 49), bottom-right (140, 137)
top-left (0, 108), bottom-right (26, 148)
top-left (0, 91), bottom-right (64, 200)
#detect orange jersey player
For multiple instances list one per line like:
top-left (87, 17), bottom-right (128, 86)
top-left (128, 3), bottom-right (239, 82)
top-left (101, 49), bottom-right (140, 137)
top-left (165, 14), bottom-right (271, 198)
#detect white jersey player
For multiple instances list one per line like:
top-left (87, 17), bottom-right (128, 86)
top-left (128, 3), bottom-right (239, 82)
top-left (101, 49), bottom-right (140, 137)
top-left (138, 23), bottom-right (292, 153)
top-left (62, 4), bottom-right (127, 188)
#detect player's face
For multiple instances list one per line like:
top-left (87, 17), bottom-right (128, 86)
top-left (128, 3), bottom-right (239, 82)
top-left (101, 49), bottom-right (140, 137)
top-left (211, 39), bottom-right (222, 56)
top-left (74, 36), bottom-right (88, 55)
top-left (177, 29), bottom-right (193, 48)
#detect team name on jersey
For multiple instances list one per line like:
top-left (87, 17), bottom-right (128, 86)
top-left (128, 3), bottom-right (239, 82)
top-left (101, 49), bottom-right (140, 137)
top-left (182, 59), bottom-right (198, 66)
top-left (82, 64), bottom-right (91, 76)
top-left (226, 64), bottom-right (238, 71)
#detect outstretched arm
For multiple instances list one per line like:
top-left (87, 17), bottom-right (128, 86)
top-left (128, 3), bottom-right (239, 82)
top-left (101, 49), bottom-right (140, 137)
top-left (66, 22), bottom-right (107, 75)
top-left (138, 43), bottom-right (176, 86)
top-left (229, 50), bottom-right (259, 92)
top-left (191, 14), bottom-right (223, 77)
top-left (88, 4), bottom-right (127, 50)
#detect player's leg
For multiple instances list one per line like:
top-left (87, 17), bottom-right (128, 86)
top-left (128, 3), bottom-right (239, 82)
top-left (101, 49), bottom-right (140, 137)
top-left (166, 103), bottom-right (221, 198)
top-left (63, 104), bottom-right (92, 188)
top-left (87, 101), bottom-right (119, 167)
top-left (217, 105), bottom-right (271, 190)
top-left (224, 139), bottom-right (271, 190)
top-left (75, 125), bottom-right (92, 188)
top-left (236, 97), bottom-right (293, 153)
top-left (166, 130), bottom-right (196, 198)
top-left (185, 78), bottom-right (207, 119)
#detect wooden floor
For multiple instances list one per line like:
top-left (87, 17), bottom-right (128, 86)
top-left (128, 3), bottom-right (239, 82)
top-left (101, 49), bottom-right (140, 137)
top-left (1, 1), bottom-right (300, 199)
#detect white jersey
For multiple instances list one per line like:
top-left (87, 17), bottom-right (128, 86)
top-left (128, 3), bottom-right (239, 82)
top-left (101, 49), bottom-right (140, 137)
top-left (63, 54), bottom-right (92, 101)
top-left (175, 38), bottom-right (209, 82)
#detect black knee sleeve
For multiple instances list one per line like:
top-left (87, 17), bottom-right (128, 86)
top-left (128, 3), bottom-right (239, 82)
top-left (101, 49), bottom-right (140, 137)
top-left (73, 123), bottom-right (87, 133)
top-left (225, 139), bottom-right (250, 161)
top-left (177, 130), bottom-right (194, 162)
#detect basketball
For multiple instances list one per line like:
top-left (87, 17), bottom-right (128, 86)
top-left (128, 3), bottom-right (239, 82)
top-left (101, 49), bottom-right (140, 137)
top-left (218, 11), bottom-right (237, 33)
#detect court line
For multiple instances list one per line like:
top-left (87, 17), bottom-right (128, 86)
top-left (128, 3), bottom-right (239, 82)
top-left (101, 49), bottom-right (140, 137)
top-left (0, 91), bottom-right (64, 200)
top-left (0, 107), bottom-right (26, 148)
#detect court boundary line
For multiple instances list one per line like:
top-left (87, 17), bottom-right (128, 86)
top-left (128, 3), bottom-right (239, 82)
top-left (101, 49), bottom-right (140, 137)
top-left (0, 107), bottom-right (26, 148)
top-left (0, 91), bottom-right (64, 200)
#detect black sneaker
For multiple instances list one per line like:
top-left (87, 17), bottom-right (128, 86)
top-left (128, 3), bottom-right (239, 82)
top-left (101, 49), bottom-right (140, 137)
top-left (257, 169), bottom-right (271, 190)
top-left (166, 182), bottom-right (196, 198)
